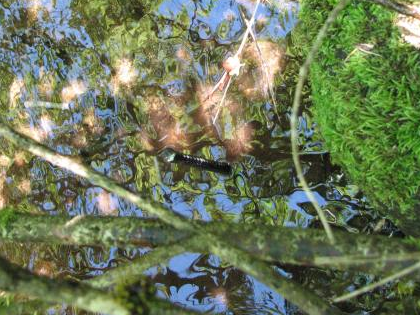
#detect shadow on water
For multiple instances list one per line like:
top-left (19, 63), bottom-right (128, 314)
top-left (0, 0), bottom-right (395, 314)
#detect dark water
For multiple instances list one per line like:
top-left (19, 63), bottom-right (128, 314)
top-left (0, 0), bottom-right (388, 314)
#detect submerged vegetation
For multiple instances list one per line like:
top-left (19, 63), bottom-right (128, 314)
top-left (1, 0), bottom-right (420, 314)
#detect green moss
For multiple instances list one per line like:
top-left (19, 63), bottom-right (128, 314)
top-left (0, 207), bottom-right (18, 230)
top-left (293, 0), bottom-right (420, 235)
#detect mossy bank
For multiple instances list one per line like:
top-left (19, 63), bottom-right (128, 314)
top-left (292, 0), bottom-right (420, 236)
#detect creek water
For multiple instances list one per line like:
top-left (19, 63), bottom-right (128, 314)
top-left (0, 0), bottom-right (393, 314)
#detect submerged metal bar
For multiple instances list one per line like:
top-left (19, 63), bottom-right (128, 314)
top-left (160, 148), bottom-right (232, 175)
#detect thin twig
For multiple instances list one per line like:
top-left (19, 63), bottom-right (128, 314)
top-left (366, 0), bottom-right (420, 20)
top-left (315, 252), bottom-right (420, 266)
top-left (64, 214), bottom-right (86, 228)
top-left (234, 0), bottom-right (261, 59)
top-left (24, 101), bottom-right (70, 110)
top-left (205, 0), bottom-right (261, 103)
top-left (205, 72), bottom-right (228, 100)
top-left (88, 243), bottom-right (189, 288)
top-left (244, 18), bottom-right (281, 122)
top-left (291, 0), bottom-right (352, 245)
top-left (333, 261), bottom-right (420, 303)
top-left (212, 76), bottom-right (232, 124)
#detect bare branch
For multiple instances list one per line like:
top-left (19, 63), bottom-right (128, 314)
top-left (244, 18), bottom-right (281, 121)
top-left (291, 0), bottom-right (352, 245)
top-left (206, 0), bottom-right (261, 108)
top-left (88, 243), bottom-right (189, 288)
top-left (366, 0), bottom-right (420, 19)
top-left (0, 256), bottom-right (129, 315)
top-left (333, 261), bottom-right (420, 303)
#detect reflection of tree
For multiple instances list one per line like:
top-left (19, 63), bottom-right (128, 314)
top-left (1, 0), bottom-right (408, 314)
top-left (153, 254), bottom-right (257, 314)
top-left (0, 0), bottom-right (309, 224)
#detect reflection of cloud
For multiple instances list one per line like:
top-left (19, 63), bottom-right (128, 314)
top-left (116, 59), bottom-right (138, 85)
top-left (97, 191), bottom-right (118, 216)
top-left (210, 287), bottom-right (228, 311)
top-left (0, 156), bottom-right (10, 168)
top-left (39, 115), bottom-right (54, 135)
top-left (27, 0), bottom-right (41, 19)
top-left (82, 108), bottom-right (103, 135)
top-left (239, 41), bottom-right (286, 100)
top-left (9, 78), bottom-right (25, 108)
top-left (61, 80), bottom-right (87, 103)
top-left (112, 58), bottom-right (138, 93)
top-left (27, 0), bottom-right (53, 19)
top-left (18, 125), bottom-right (49, 142)
top-left (17, 179), bottom-right (31, 195)
top-left (0, 170), bottom-right (7, 209)
top-left (225, 123), bottom-right (255, 159)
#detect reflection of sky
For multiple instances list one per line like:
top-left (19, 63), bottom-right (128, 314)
top-left (151, 252), bottom-right (289, 314)
top-left (1, 0), bottom-right (92, 77)
top-left (286, 190), bottom-right (325, 227)
top-left (158, 0), bottom-right (298, 42)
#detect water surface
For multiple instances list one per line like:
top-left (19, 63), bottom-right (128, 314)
top-left (0, 0), bottom-right (381, 314)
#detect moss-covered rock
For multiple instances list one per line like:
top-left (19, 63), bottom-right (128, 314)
top-left (293, 0), bottom-right (420, 236)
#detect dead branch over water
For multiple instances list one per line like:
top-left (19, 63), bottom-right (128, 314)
top-left (0, 256), bottom-right (129, 315)
top-left (0, 209), bottom-right (419, 280)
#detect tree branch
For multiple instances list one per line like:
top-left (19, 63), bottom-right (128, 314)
top-left (1, 209), bottom-right (419, 281)
top-left (0, 209), bottom-right (189, 248)
top-left (0, 122), bottom-right (347, 315)
top-left (0, 256), bottom-right (129, 315)
top-left (366, 0), bottom-right (420, 19)
top-left (333, 261), bottom-right (420, 302)
top-left (88, 243), bottom-right (188, 288)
